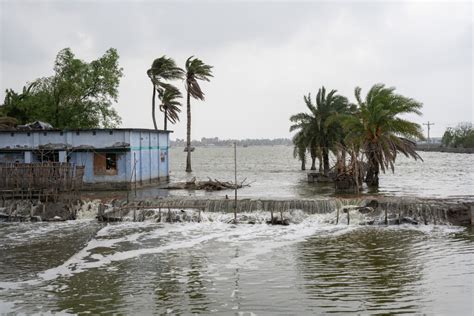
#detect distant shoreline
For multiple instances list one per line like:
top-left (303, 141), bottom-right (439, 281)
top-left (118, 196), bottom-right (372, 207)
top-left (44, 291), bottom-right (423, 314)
top-left (416, 144), bottom-right (474, 154)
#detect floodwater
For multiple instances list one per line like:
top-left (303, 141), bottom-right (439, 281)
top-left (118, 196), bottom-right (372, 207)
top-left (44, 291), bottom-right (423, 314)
top-left (1, 146), bottom-right (473, 314)
top-left (1, 212), bottom-right (473, 314)
top-left (164, 146), bottom-right (474, 199)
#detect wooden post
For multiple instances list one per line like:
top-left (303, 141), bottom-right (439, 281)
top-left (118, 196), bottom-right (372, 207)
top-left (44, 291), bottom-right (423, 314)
top-left (384, 209), bottom-right (388, 225)
top-left (234, 142), bottom-right (237, 223)
top-left (336, 208), bottom-right (339, 224)
top-left (168, 208), bottom-right (171, 223)
top-left (347, 209), bottom-right (350, 225)
top-left (134, 152), bottom-right (137, 197)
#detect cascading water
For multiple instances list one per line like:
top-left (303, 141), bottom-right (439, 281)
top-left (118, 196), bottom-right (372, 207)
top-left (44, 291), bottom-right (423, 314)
top-left (97, 197), bottom-right (457, 226)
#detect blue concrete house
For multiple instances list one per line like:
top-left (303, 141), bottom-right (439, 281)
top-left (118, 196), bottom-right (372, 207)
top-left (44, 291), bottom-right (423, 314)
top-left (0, 128), bottom-right (171, 189)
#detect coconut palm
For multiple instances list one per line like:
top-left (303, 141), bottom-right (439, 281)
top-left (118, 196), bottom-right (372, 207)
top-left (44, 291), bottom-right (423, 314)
top-left (291, 88), bottom-right (349, 175)
top-left (147, 56), bottom-right (183, 130)
top-left (314, 87), bottom-right (351, 175)
top-left (291, 130), bottom-right (308, 171)
top-left (341, 84), bottom-right (424, 187)
top-left (184, 56), bottom-right (213, 172)
top-left (158, 87), bottom-right (182, 130)
top-left (290, 96), bottom-right (319, 171)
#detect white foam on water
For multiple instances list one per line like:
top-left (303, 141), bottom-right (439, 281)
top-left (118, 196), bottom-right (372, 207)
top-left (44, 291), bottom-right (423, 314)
top-left (0, 210), bottom-right (465, 292)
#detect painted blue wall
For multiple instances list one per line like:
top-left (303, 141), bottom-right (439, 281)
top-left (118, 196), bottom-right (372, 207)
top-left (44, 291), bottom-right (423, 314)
top-left (0, 129), bottom-right (170, 187)
top-left (70, 151), bottom-right (130, 183)
top-left (129, 130), bottom-right (169, 184)
top-left (0, 129), bottom-right (131, 149)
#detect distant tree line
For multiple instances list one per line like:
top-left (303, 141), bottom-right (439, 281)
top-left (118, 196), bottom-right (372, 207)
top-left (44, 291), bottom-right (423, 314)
top-left (290, 84), bottom-right (424, 190)
top-left (171, 137), bottom-right (292, 147)
top-left (441, 122), bottom-right (474, 148)
top-left (1, 48), bottom-right (123, 128)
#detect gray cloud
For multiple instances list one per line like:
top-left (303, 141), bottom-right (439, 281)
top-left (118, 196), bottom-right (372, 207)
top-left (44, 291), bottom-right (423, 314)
top-left (1, 0), bottom-right (472, 139)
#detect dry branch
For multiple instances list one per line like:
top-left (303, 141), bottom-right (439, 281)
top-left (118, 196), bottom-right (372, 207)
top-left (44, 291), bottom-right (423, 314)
top-left (165, 177), bottom-right (251, 191)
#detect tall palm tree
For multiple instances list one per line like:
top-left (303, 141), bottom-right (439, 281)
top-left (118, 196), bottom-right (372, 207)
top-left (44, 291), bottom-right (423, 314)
top-left (184, 56), bottom-right (213, 172)
top-left (290, 95), bottom-right (320, 171)
top-left (291, 88), bottom-right (349, 175)
top-left (147, 56), bottom-right (183, 130)
top-left (314, 87), bottom-right (350, 175)
top-left (158, 87), bottom-right (182, 130)
top-left (341, 84), bottom-right (424, 187)
top-left (292, 130), bottom-right (308, 170)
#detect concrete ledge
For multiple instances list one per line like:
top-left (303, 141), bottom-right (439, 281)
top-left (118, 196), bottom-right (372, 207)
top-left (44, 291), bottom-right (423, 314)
top-left (81, 176), bottom-right (170, 191)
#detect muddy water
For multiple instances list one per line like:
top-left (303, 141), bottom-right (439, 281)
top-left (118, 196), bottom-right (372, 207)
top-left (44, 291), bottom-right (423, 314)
top-left (1, 147), bottom-right (473, 314)
top-left (162, 146), bottom-right (474, 198)
top-left (0, 212), bottom-right (473, 314)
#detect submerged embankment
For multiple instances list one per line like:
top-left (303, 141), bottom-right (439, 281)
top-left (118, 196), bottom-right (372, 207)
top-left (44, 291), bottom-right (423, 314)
top-left (1, 195), bottom-right (473, 227)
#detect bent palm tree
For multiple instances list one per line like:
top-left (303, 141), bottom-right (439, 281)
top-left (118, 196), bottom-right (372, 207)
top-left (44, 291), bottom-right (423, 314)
top-left (184, 56), bottom-right (213, 172)
top-left (341, 84), bottom-right (424, 187)
top-left (147, 56), bottom-right (183, 129)
top-left (159, 87), bottom-right (182, 130)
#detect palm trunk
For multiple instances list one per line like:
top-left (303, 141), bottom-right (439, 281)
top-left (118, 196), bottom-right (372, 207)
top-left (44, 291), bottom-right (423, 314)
top-left (322, 146), bottom-right (330, 176)
top-left (299, 148), bottom-right (306, 171)
top-left (342, 148), bottom-right (347, 173)
top-left (152, 85), bottom-right (157, 130)
top-left (318, 151), bottom-right (323, 172)
top-left (365, 151), bottom-right (379, 187)
top-left (310, 157), bottom-right (316, 170)
top-left (185, 91), bottom-right (192, 172)
top-left (310, 146), bottom-right (316, 170)
top-left (164, 109), bottom-right (168, 131)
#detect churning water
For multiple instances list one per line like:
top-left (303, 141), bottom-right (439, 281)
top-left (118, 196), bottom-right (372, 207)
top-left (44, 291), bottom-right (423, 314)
top-left (1, 213), bottom-right (473, 314)
top-left (1, 147), bottom-right (473, 314)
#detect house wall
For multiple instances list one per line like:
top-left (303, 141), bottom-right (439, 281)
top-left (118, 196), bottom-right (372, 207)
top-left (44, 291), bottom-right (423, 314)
top-left (71, 151), bottom-right (130, 184)
top-left (0, 129), bottom-right (170, 189)
top-left (129, 130), bottom-right (169, 184)
top-left (0, 130), bottom-right (131, 149)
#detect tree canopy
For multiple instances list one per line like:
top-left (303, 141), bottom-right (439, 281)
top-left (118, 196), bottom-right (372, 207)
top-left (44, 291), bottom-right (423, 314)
top-left (290, 83), bottom-right (424, 190)
top-left (442, 122), bottom-right (474, 148)
top-left (1, 48), bottom-right (123, 128)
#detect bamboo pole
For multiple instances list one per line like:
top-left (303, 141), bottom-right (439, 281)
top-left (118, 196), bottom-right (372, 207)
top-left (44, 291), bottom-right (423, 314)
top-left (234, 142), bottom-right (237, 223)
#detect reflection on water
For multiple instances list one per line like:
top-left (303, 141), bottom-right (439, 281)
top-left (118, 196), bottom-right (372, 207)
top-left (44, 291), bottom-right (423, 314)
top-left (165, 146), bottom-right (474, 198)
top-left (0, 216), bottom-right (473, 314)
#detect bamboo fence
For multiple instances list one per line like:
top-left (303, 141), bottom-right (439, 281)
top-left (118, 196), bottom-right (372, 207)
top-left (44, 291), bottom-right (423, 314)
top-left (0, 162), bottom-right (84, 201)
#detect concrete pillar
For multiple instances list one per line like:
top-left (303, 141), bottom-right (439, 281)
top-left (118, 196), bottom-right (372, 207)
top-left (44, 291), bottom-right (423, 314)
top-left (58, 151), bottom-right (67, 163)
top-left (24, 151), bottom-right (33, 163)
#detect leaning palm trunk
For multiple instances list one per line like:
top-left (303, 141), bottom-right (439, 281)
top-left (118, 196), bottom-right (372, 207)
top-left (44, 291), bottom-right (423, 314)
top-left (186, 91), bottom-right (192, 172)
top-left (152, 85), bottom-right (157, 130)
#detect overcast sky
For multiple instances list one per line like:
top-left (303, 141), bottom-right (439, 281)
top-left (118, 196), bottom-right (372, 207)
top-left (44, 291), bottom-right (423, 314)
top-left (1, 0), bottom-right (472, 139)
